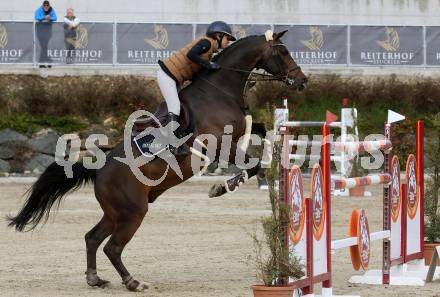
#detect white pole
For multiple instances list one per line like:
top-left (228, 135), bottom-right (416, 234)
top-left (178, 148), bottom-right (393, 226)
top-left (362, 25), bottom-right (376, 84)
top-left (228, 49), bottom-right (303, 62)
top-left (340, 108), bottom-right (347, 177)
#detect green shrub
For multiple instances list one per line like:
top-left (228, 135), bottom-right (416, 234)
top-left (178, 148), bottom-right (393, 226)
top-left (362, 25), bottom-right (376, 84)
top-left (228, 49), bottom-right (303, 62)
top-left (0, 73), bottom-right (437, 139)
top-left (425, 113), bottom-right (440, 243)
top-left (0, 113), bottom-right (88, 134)
top-left (0, 75), bottom-right (161, 120)
top-left (249, 74), bottom-right (438, 122)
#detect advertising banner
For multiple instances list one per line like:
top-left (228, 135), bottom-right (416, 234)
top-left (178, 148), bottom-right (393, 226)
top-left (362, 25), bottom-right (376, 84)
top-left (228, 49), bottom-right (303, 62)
top-left (35, 22), bottom-right (113, 64)
top-left (0, 22), bottom-right (33, 63)
top-left (350, 26), bottom-right (423, 66)
top-left (274, 25), bottom-right (348, 65)
top-left (117, 23), bottom-right (193, 64)
top-left (426, 26), bottom-right (440, 66)
top-left (195, 23), bottom-right (271, 39)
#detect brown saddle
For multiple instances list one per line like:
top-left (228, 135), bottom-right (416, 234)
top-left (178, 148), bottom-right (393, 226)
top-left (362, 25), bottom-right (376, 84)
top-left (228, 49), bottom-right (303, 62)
top-left (132, 103), bottom-right (192, 137)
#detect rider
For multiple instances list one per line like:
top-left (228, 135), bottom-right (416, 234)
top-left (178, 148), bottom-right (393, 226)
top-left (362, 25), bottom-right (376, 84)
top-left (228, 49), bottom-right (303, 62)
top-left (157, 21), bottom-right (236, 156)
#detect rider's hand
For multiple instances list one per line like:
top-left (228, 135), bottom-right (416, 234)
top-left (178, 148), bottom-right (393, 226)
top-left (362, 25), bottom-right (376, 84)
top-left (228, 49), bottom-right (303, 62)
top-left (208, 62), bottom-right (221, 70)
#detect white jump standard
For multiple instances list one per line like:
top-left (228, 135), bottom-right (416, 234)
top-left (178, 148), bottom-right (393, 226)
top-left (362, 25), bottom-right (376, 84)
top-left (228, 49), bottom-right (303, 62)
top-left (277, 111), bottom-right (439, 296)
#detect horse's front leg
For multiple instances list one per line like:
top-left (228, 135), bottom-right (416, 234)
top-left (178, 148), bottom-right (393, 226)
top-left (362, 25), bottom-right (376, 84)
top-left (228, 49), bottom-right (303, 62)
top-left (208, 141), bottom-right (261, 198)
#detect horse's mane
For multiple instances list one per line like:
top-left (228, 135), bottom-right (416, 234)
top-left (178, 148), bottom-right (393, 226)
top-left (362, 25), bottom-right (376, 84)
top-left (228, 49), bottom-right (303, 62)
top-left (190, 34), bottom-right (265, 85)
top-left (212, 35), bottom-right (264, 62)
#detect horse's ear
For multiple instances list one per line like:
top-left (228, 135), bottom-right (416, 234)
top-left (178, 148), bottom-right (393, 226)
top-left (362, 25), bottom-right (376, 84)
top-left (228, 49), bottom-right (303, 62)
top-left (274, 30), bottom-right (288, 40)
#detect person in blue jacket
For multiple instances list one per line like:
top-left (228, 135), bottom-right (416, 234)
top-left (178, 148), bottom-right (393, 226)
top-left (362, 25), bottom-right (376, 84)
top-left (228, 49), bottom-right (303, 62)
top-left (34, 1), bottom-right (57, 22)
top-left (34, 1), bottom-right (57, 66)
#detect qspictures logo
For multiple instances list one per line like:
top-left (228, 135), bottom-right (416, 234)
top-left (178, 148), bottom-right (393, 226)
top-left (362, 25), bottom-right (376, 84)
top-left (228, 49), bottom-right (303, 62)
top-left (360, 27), bottom-right (415, 65)
top-left (291, 26), bottom-right (338, 64)
top-left (0, 23), bottom-right (24, 62)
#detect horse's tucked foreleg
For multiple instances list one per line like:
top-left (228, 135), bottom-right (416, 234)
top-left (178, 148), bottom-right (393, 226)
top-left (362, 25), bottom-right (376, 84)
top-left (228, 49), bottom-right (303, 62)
top-left (209, 163), bottom-right (261, 198)
top-left (209, 142), bottom-right (261, 198)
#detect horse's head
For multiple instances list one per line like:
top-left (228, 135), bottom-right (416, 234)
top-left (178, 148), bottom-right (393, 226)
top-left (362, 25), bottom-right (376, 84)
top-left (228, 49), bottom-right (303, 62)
top-left (256, 30), bottom-right (308, 91)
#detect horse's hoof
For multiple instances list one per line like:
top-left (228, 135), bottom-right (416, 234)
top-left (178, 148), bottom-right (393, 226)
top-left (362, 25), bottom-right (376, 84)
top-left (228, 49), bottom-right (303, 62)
top-left (209, 184), bottom-right (226, 198)
top-left (87, 276), bottom-right (111, 288)
top-left (97, 279), bottom-right (111, 289)
top-left (87, 277), bottom-right (110, 289)
top-left (125, 279), bottom-right (149, 292)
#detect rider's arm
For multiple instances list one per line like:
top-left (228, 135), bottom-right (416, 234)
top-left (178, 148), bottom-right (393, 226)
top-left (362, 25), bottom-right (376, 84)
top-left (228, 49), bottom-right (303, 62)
top-left (187, 39), bottom-right (213, 69)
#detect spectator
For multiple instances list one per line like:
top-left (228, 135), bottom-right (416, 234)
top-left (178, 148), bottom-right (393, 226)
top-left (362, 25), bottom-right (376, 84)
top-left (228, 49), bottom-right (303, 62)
top-left (64, 8), bottom-right (80, 64)
top-left (34, 0), bottom-right (57, 22)
top-left (34, 1), bottom-right (57, 67)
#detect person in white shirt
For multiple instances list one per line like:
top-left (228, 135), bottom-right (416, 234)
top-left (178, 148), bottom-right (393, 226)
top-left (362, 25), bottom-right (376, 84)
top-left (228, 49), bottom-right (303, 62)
top-left (64, 8), bottom-right (80, 64)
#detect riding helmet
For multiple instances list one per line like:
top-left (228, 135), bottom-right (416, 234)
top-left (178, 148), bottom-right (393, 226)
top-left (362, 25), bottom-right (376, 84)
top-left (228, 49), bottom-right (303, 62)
top-left (206, 21), bottom-right (236, 41)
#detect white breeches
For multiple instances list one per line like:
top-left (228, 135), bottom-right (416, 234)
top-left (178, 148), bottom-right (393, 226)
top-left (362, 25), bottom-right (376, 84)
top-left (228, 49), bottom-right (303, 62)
top-left (157, 68), bottom-right (181, 115)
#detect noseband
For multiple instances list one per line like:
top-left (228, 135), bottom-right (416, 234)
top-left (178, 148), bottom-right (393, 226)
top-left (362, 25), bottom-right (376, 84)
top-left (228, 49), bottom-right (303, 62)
top-left (267, 43), bottom-right (302, 86)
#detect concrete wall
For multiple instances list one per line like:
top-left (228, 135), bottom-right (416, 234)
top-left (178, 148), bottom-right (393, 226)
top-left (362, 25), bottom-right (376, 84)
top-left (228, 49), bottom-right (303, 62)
top-left (1, 0), bottom-right (440, 25)
top-left (2, 0), bottom-right (439, 76)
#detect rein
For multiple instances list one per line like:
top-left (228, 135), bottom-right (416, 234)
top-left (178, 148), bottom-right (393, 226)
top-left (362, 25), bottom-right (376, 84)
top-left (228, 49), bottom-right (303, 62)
top-left (218, 43), bottom-right (302, 83)
top-left (219, 65), bottom-right (301, 82)
top-left (197, 75), bottom-right (236, 98)
top-left (198, 40), bottom-right (303, 98)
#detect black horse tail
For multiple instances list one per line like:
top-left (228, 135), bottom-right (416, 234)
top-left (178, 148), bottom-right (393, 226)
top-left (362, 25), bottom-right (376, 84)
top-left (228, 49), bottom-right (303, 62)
top-left (7, 162), bottom-right (96, 232)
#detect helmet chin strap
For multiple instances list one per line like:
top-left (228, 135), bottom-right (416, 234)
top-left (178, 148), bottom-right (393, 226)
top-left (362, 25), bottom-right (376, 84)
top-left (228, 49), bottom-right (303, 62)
top-left (216, 33), bottom-right (224, 48)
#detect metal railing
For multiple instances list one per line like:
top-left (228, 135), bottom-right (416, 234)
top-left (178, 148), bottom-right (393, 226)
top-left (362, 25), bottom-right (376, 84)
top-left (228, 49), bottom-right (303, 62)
top-left (0, 21), bottom-right (439, 67)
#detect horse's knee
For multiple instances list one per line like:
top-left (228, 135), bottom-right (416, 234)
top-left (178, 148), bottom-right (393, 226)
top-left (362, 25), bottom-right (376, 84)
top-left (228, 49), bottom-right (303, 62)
top-left (85, 232), bottom-right (99, 252)
top-left (103, 242), bottom-right (123, 259)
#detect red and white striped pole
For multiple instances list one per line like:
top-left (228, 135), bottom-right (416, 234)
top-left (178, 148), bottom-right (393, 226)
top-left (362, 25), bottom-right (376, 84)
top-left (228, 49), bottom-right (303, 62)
top-left (321, 124), bottom-right (332, 292)
top-left (333, 174), bottom-right (391, 189)
top-left (382, 122), bottom-right (392, 285)
top-left (416, 121), bottom-right (424, 257)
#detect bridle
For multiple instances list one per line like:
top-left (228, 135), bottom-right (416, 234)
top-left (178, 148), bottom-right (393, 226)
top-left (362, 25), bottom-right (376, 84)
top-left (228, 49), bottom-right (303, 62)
top-left (197, 40), bottom-right (304, 99)
top-left (266, 42), bottom-right (302, 86)
top-left (219, 42), bottom-right (302, 85)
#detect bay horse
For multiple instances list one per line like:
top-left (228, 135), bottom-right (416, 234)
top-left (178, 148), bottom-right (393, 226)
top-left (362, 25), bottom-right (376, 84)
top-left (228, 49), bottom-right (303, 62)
top-left (7, 30), bottom-right (307, 292)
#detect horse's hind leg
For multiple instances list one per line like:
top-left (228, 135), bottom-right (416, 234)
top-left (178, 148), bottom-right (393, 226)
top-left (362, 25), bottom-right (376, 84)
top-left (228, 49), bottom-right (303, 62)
top-left (103, 206), bottom-right (149, 292)
top-left (85, 215), bottom-right (114, 288)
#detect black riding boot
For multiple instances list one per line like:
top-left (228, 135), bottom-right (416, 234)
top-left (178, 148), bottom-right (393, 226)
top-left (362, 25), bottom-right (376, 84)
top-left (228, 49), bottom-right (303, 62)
top-left (166, 112), bottom-right (190, 157)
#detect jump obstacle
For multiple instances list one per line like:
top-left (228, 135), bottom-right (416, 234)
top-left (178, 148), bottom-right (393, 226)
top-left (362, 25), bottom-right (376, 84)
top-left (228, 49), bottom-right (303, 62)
top-left (277, 112), bottom-right (440, 297)
top-left (275, 99), bottom-right (391, 197)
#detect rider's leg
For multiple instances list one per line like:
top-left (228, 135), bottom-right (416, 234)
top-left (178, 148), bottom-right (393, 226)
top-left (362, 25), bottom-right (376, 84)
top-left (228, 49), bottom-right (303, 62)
top-left (157, 68), bottom-right (180, 116)
top-left (156, 69), bottom-right (189, 156)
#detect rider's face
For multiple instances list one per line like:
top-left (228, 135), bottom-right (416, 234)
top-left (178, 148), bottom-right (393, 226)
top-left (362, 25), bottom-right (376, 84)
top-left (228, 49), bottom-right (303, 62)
top-left (220, 36), bottom-right (229, 49)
